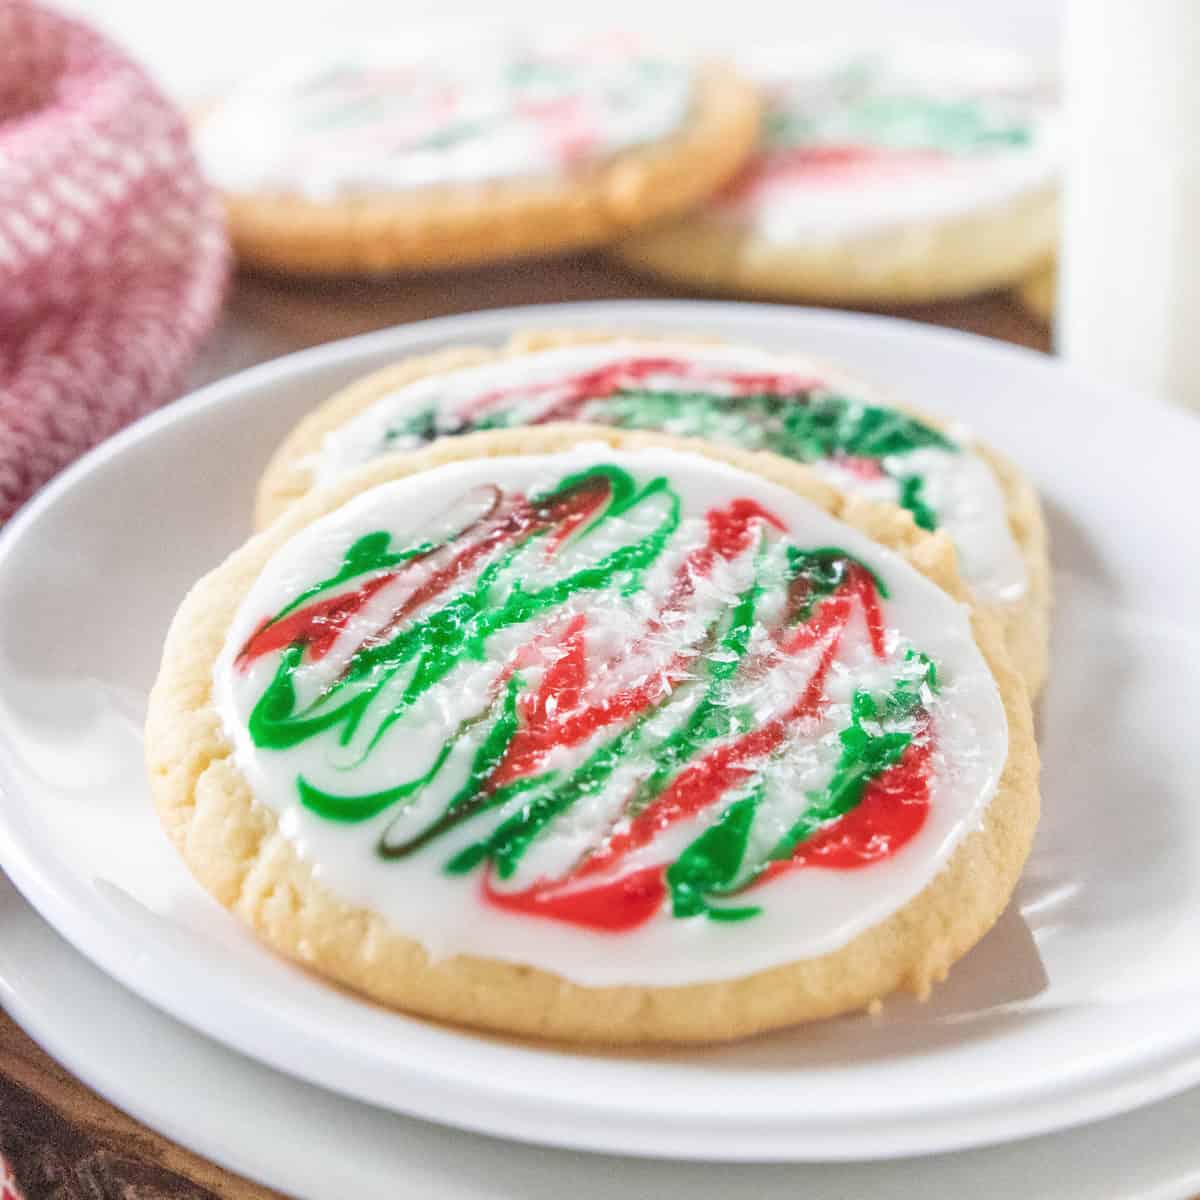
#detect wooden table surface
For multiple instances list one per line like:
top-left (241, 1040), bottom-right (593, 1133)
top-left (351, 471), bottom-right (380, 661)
top-left (0, 256), bottom-right (1049, 1200)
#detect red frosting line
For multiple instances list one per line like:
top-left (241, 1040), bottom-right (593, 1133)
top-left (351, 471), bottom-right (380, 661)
top-left (236, 572), bottom-right (400, 668)
top-left (483, 863), bottom-right (668, 932)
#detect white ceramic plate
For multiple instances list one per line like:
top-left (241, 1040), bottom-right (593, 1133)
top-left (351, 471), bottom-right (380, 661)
top-left (0, 301), bottom-right (1198, 1163)
top-left (4, 874), bottom-right (1199, 1200)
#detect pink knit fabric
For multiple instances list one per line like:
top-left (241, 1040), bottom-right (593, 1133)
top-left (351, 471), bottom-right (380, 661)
top-left (0, 0), bottom-right (229, 521)
top-left (0, 1153), bottom-right (23, 1200)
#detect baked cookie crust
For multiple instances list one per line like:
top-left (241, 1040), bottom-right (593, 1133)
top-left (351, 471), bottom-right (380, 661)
top-left (147, 425), bottom-right (1040, 1044)
top-left (610, 186), bottom-right (1058, 305)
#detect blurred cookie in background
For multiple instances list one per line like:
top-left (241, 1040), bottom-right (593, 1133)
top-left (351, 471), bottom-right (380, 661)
top-left (613, 41), bottom-right (1060, 305)
top-left (193, 33), bottom-right (760, 275)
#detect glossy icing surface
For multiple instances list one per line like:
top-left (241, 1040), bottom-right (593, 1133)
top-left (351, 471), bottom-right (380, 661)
top-left (216, 447), bottom-right (1007, 986)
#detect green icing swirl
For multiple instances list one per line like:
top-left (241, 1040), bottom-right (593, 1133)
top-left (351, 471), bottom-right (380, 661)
top-left (385, 385), bottom-right (956, 533)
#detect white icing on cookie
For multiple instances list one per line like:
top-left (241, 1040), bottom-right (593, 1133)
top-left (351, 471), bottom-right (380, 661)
top-left (310, 341), bottom-right (1028, 606)
top-left (711, 40), bottom-right (1060, 242)
top-left (196, 35), bottom-right (693, 199)
top-left (216, 446), bottom-right (1007, 986)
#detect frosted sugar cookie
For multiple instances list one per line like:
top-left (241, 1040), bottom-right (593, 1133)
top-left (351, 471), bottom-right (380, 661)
top-left (193, 35), bottom-right (759, 274)
top-left (612, 41), bottom-right (1060, 303)
top-left (258, 335), bottom-right (1050, 695)
top-left (1018, 262), bottom-right (1056, 322)
top-left (147, 428), bottom-right (1038, 1043)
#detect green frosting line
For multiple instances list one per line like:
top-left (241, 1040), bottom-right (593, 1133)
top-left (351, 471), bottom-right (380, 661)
top-left (666, 783), bottom-right (765, 922)
top-left (769, 697), bottom-right (911, 862)
top-left (899, 474), bottom-right (938, 532)
top-left (297, 741), bottom-right (454, 823)
top-left (386, 386), bottom-right (956, 532)
top-left (596, 388), bottom-right (955, 462)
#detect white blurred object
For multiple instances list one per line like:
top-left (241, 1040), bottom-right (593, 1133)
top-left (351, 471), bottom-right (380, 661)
top-left (1060, 0), bottom-right (1200, 411)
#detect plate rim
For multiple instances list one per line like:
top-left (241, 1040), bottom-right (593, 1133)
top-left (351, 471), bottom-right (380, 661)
top-left (2, 299), bottom-right (1200, 1162)
top-left (5, 875), bottom-right (1200, 1200)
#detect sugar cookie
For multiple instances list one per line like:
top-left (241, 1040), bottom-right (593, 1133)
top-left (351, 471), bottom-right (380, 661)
top-left (613, 42), bottom-right (1059, 303)
top-left (147, 427), bottom-right (1039, 1043)
top-left (194, 35), bottom-right (759, 274)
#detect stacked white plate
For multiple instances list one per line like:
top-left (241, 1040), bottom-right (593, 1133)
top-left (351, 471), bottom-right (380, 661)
top-left (2, 302), bottom-right (1199, 1198)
